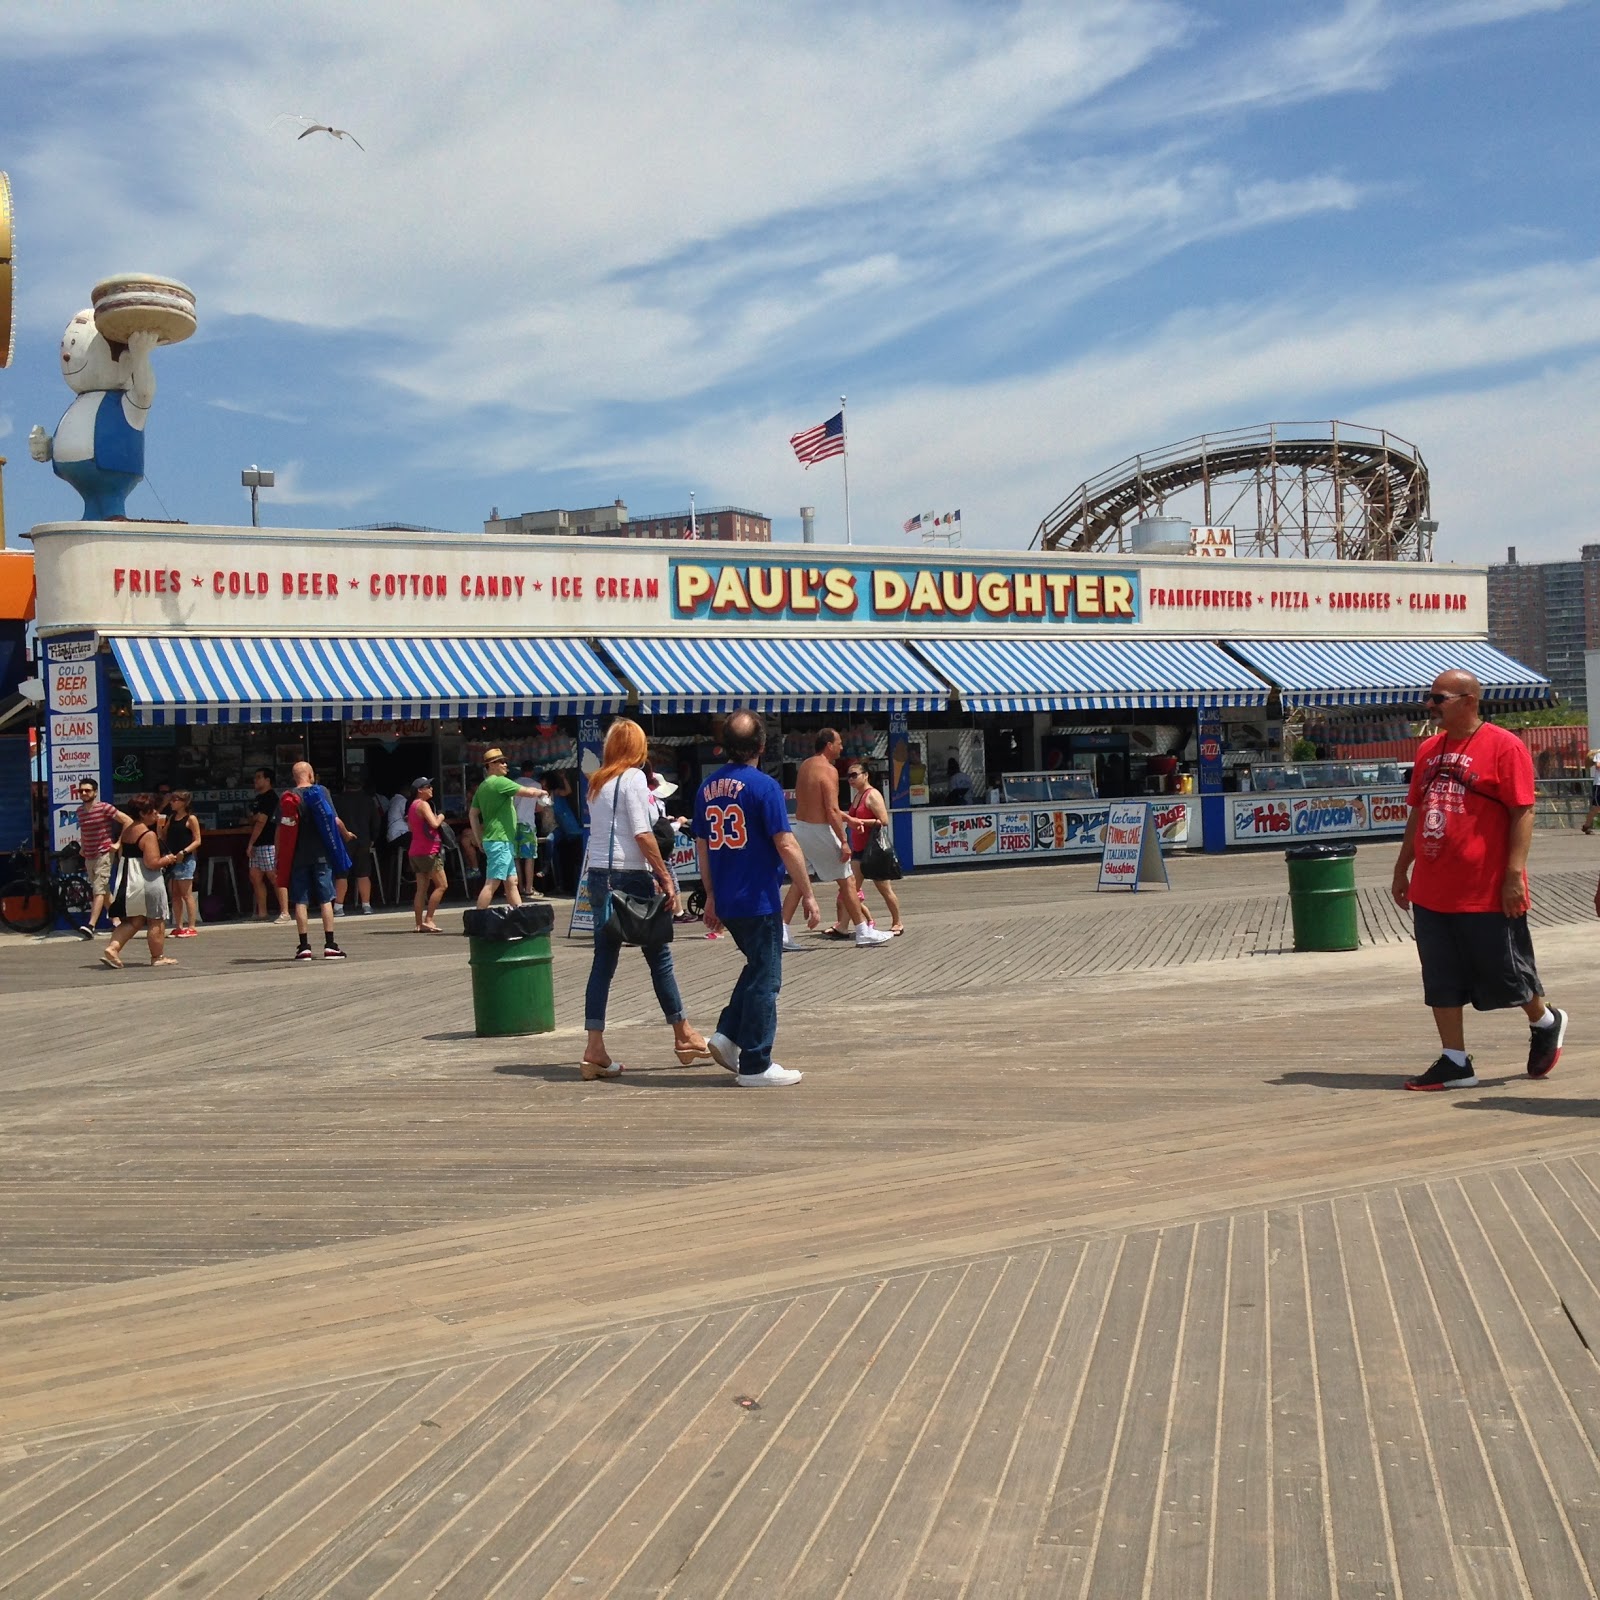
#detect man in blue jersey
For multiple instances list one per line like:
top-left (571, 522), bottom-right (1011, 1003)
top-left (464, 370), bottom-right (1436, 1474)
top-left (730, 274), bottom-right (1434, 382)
top-left (694, 708), bottom-right (821, 1087)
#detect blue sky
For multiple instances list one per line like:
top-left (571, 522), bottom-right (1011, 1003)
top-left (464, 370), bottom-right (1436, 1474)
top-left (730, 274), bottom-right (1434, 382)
top-left (1, 0), bottom-right (1596, 562)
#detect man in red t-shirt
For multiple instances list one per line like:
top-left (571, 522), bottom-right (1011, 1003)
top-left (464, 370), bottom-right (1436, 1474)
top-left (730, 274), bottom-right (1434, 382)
top-left (74, 777), bottom-right (122, 938)
top-left (1391, 670), bottom-right (1567, 1090)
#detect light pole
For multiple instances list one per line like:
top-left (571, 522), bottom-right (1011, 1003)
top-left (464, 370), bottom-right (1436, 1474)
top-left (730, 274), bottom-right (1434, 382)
top-left (241, 465), bottom-right (274, 527)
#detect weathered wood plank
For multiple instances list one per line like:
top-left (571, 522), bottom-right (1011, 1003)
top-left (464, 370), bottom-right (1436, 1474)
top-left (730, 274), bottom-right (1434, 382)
top-left (1145, 1215), bottom-right (1230, 1600)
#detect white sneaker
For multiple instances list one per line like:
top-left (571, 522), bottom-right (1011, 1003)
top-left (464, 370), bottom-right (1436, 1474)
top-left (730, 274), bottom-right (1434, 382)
top-left (736, 1063), bottom-right (803, 1087)
top-left (707, 1031), bottom-right (742, 1073)
top-left (854, 925), bottom-right (893, 947)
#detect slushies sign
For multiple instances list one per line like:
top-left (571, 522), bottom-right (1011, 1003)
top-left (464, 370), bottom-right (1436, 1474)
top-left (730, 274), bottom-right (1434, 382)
top-left (671, 559), bottom-right (1139, 625)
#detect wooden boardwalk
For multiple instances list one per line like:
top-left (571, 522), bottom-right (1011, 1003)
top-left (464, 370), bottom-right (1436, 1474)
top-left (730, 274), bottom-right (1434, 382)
top-left (3, 838), bottom-right (1599, 1596)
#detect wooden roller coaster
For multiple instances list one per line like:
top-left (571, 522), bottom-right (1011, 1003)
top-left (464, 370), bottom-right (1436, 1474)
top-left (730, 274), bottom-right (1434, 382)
top-left (1032, 421), bottom-right (1433, 561)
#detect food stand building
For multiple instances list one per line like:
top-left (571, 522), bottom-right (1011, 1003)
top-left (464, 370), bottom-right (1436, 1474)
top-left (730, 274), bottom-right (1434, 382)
top-left (26, 519), bottom-right (1549, 876)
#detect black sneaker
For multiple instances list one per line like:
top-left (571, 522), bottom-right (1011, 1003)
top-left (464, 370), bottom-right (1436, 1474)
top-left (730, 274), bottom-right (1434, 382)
top-left (1404, 1054), bottom-right (1478, 1091)
top-left (322, 944), bottom-right (347, 960)
top-left (1527, 1007), bottom-right (1568, 1079)
top-left (77, 924), bottom-right (95, 940)
top-left (294, 945), bottom-right (315, 961)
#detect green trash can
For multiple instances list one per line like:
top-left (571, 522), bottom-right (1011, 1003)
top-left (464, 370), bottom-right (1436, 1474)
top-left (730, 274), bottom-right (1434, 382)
top-left (1285, 842), bottom-right (1359, 952)
top-left (463, 902), bottom-right (556, 1036)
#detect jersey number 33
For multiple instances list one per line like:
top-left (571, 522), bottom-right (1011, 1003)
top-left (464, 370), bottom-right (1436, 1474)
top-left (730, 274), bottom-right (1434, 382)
top-left (703, 804), bottom-right (748, 849)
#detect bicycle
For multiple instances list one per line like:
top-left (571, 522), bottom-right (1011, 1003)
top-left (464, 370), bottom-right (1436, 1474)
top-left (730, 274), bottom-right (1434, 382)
top-left (0, 845), bottom-right (95, 935)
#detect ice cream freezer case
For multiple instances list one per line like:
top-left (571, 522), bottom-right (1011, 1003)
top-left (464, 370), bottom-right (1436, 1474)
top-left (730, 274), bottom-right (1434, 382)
top-left (910, 797), bottom-right (1199, 865)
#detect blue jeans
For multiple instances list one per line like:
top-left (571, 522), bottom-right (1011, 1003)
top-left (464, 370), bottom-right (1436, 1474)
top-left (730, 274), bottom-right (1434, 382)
top-left (584, 869), bottom-right (686, 1032)
top-left (717, 912), bottom-right (784, 1076)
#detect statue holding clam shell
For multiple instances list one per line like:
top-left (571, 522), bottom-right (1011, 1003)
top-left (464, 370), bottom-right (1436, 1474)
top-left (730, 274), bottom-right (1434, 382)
top-left (29, 273), bottom-right (195, 521)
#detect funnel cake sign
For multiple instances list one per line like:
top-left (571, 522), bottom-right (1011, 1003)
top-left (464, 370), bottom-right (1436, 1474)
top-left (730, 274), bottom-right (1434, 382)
top-left (671, 560), bottom-right (1140, 624)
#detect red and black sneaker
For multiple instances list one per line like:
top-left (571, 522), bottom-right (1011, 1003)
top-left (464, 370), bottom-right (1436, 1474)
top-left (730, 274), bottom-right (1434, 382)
top-left (1404, 1054), bottom-right (1478, 1091)
top-left (1527, 1008), bottom-right (1568, 1079)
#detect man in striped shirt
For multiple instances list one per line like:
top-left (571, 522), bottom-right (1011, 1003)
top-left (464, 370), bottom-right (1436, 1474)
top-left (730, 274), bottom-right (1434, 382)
top-left (76, 778), bottom-right (122, 938)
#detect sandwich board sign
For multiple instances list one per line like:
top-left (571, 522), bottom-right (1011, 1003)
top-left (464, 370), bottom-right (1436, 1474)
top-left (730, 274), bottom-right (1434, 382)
top-left (1097, 800), bottom-right (1170, 892)
top-left (566, 843), bottom-right (596, 937)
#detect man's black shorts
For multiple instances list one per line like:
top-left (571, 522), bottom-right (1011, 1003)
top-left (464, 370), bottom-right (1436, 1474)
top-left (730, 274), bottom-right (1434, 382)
top-left (1413, 904), bottom-right (1542, 1011)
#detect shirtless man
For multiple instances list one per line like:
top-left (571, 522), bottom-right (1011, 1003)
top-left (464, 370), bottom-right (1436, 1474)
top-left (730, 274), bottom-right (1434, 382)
top-left (781, 728), bottom-right (892, 948)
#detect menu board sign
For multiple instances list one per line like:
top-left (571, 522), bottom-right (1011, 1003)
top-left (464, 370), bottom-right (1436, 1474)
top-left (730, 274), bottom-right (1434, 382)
top-left (1229, 790), bottom-right (1408, 842)
top-left (930, 800), bottom-right (1192, 860)
top-left (45, 636), bottom-right (106, 850)
top-left (1097, 801), bottom-right (1170, 892)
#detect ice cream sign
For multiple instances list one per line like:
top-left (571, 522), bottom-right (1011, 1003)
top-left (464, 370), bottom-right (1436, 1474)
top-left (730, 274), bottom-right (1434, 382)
top-left (671, 559), bottom-right (1139, 624)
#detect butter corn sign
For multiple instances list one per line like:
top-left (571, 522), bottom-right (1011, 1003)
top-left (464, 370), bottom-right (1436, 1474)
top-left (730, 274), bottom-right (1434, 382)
top-left (672, 558), bottom-right (1140, 625)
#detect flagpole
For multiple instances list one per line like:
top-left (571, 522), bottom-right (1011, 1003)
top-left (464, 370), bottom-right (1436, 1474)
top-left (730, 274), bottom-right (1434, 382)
top-left (689, 489), bottom-right (696, 540)
top-left (840, 394), bottom-right (852, 546)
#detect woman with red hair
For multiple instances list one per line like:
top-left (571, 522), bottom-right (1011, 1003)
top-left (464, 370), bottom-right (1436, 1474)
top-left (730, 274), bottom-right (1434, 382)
top-left (581, 718), bottom-right (710, 1079)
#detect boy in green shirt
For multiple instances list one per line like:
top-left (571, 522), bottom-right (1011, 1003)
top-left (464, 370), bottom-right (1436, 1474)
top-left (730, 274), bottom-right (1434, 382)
top-left (470, 748), bottom-right (547, 908)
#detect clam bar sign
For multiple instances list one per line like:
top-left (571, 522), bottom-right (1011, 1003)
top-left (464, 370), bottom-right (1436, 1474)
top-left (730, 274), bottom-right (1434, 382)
top-left (30, 525), bottom-right (1487, 638)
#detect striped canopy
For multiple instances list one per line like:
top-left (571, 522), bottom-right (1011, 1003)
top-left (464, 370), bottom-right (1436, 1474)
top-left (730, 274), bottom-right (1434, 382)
top-left (597, 635), bottom-right (950, 714)
top-left (906, 636), bottom-right (1271, 712)
top-left (108, 634), bottom-right (625, 724)
top-left (1221, 638), bottom-right (1552, 708)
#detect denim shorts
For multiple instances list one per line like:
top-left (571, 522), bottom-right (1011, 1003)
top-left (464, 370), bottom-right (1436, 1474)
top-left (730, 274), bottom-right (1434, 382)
top-left (169, 858), bottom-right (197, 882)
top-left (289, 860), bottom-right (336, 909)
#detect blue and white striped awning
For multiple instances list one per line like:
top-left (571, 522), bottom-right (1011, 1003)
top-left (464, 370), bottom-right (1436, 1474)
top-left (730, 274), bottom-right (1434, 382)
top-left (1221, 638), bottom-right (1552, 708)
top-left (906, 636), bottom-right (1270, 712)
top-left (108, 634), bottom-right (626, 724)
top-left (597, 635), bottom-right (949, 714)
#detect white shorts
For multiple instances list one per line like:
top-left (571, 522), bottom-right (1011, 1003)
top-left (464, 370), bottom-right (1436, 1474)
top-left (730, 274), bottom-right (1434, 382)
top-left (792, 819), bottom-right (852, 882)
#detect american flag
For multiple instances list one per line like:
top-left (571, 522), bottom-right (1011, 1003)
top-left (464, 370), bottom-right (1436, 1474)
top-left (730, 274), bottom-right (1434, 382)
top-left (902, 513), bottom-right (922, 533)
top-left (789, 411), bottom-right (845, 467)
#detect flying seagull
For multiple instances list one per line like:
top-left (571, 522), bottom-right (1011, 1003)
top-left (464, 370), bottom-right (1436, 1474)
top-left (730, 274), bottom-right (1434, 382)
top-left (297, 123), bottom-right (364, 150)
top-left (272, 114), bottom-right (365, 150)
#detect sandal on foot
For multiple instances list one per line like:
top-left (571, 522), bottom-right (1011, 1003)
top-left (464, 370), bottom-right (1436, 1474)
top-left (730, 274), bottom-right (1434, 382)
top-left (150, 956), bottom-right (179, 967)
top-left (673, 1038), bottom-right (712, 1066)
top-left (580, 1058), bottom-right (624, 1080)
top-left (98, 950), bottom-right (124, 970)
top-left (820, 927), bottom-right (852, 941)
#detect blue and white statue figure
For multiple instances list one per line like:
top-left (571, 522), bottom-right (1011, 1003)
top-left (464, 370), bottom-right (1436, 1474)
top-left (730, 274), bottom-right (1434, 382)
top-left (29, 274), bottom-right (196, 521)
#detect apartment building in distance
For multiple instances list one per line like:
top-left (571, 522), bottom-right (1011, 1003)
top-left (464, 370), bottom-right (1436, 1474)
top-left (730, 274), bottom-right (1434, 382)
top-left (1487, 543), bottom-right (1600, 709)
top-left (485, 501), bottom-right (770, 543)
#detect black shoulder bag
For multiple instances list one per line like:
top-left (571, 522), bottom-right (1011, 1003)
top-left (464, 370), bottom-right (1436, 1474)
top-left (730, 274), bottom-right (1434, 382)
top-left (602, 775), bottom-right (675, 950)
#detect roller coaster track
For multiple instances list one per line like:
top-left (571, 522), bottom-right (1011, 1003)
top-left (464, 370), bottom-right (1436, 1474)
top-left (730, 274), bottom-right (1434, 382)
top-left (1033, 422), bottom-right (1432, 561)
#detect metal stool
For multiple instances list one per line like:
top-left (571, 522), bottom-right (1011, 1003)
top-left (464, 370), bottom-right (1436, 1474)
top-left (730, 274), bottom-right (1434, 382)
top-left (203, 855), bottom-right (242, 918)
top-left (385, 840), bottom-right (409, 906)
top-left (442, 840), bottom-right (470, 896)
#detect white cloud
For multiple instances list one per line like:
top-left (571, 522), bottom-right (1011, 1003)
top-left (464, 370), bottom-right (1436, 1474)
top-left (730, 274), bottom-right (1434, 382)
top-left (254, 460), bottom-right (380, 512)
top-left (1090, 0), bottom-right (1583, 128)
top-left (208, 397), bottom-right (306, 426)
top-left (2, 0), bottom-right (1591, 560)
top-left (551, 254), bottom-right (1600, 557)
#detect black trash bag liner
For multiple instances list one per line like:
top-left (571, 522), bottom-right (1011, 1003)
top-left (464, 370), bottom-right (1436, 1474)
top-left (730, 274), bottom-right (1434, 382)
top-left (462, 901), bottom-right (556, 940)
top-left (1284, 843), bottom-right (1357, 861)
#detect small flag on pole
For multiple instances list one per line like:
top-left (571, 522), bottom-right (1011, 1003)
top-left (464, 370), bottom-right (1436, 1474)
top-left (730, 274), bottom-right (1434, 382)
top-left (902, 513), bottom-right (922, 533)
top-left (790, 411), bottom-right (845, 467)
